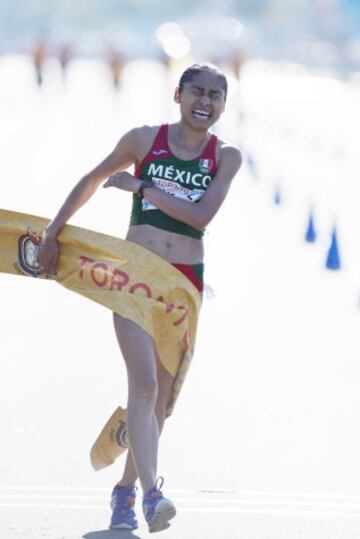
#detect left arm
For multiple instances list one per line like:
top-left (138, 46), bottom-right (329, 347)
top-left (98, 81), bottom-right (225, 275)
top-left (105, 145), bottom-right (242, 230)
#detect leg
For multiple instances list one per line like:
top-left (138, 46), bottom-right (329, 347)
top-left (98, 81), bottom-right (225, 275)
top-left (119, 354), bottom-right (174, 487)
top-left (155, 354), bottom-right (174, 430)
top-left (113, 313), bottom-right (159, 493)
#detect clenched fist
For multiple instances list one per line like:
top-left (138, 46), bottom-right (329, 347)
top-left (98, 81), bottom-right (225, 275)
top-left (36, 238), bottom-right (59, 276)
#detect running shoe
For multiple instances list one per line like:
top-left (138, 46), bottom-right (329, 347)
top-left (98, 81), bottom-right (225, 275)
top-left (142, 477), bottom-right (176, 533)
top-left (109, 483), bottom-right (138, 530)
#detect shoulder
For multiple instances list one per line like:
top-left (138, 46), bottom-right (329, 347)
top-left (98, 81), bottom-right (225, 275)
top-left (127, 124), bottom-right (163, 157)
top-left (131, 124), bottom-right (161, 145)
top-left (114, 125), bottom-right (162, 162)
top-left (216, 139), bottom-right (243, 169)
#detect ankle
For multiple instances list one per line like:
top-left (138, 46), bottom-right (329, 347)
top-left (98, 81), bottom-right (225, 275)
top-left (117, 480), bottom-right (136, 488)
top-left (143, 476), bottom-right (164, 498)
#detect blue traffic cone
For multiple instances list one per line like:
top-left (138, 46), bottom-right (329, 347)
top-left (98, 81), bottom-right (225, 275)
top-left (305, 212), bottom-right (316, 242)
top-left (325, 226), bottom-right (341, 270)
top-left (246, 153), bottom-right (257, 179)
top-left (273, 186), bottom-right (281, 205)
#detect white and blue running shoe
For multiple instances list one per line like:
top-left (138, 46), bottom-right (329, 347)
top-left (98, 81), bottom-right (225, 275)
top-left (142, 477), bottom-right (176, 533)
top-left (109, 484), bottom-right (138, 530)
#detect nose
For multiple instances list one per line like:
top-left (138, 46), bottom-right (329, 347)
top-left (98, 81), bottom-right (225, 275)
top-left (198, 94), bottom-right (211, 106)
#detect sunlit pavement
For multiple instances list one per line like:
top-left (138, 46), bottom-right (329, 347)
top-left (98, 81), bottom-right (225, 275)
top-left (1, 491), bottom-right (360, 539)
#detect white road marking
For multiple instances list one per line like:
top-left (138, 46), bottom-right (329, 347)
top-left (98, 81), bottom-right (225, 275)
top-left (0, 503), bottom-right (360, 517)
top-left (1, 494), bottom-right (360, 509)
top-left (1, 486), bottom-right (360, 501)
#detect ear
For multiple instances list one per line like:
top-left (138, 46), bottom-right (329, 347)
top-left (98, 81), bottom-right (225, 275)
top-left (174, 87), bottom-right (181, 104)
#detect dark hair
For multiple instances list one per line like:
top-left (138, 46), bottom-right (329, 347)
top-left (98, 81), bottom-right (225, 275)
top-left (178, 63), bottom-right (228, 100)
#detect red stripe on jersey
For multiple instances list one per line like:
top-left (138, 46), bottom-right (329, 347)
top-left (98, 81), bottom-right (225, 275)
top-left (135, 124), bottom-right (218, 178)
top-left (135, 125), bottom-right (170, 177)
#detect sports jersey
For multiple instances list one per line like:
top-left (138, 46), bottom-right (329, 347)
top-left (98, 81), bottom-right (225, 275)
top-left (130, 124), bottom-right (218, 239)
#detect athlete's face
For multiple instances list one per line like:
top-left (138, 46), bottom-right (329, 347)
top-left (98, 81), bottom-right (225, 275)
top-left (174, 71), bottom-right (226, 131)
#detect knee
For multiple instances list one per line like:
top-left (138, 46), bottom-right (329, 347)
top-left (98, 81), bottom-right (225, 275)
top-left (131, 373), bottom-right (158, 404)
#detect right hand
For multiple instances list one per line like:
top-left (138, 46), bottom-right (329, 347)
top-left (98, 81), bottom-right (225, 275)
top-left (37, 233), bottom-right (59, 276)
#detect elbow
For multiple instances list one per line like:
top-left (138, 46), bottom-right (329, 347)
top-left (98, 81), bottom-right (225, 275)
top-left (195, 205), bottom-right (214, 230)
top-left (192, 213), bottom-right (210, 231)
top-left (193, 219), bottom-right (206, 230)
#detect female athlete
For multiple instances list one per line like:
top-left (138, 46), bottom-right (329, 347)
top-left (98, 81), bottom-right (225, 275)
top-left (37, 63), bottom-right (242, 533)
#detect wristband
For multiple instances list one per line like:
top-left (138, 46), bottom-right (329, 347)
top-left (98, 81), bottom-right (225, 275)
top-left (138, 179), bottom-right (153, 199)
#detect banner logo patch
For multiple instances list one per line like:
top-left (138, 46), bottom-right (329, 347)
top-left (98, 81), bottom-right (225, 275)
top-left (16, 227), bottom-right (42, 276)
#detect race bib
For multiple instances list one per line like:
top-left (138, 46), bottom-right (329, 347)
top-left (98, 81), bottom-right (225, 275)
top-left (142, 178), bottom-right (205, 211)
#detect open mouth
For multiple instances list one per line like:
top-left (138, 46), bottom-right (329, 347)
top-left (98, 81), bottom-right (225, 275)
top-left (192, 110), bottom-right (211, 120)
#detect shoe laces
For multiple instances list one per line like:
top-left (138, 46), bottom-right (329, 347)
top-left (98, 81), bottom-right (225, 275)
top-left (145, 476), bottom-right (165, 500)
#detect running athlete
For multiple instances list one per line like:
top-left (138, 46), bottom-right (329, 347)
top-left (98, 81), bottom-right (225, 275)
top-left (37, 63), bottom-right (242, 533)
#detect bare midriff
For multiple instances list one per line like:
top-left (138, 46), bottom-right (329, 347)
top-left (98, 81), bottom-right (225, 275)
top-left (126, 224), bottom-right (204, 264)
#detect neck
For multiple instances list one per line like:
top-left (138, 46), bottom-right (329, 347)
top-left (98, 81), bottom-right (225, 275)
top-left (174, 121), bottom-right (209, 152)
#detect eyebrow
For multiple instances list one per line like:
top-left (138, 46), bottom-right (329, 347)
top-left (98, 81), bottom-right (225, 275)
top-left (190, 84), bottom-right (223, 95)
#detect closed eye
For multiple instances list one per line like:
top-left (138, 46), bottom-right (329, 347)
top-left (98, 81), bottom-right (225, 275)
top-left (191, 85), bottom-right (223, 99)
top-left (191, 86), bottom-right (204, 95)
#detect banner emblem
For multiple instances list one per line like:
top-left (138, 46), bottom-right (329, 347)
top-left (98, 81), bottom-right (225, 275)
top-left (17, 227), bottom-right (42, 276)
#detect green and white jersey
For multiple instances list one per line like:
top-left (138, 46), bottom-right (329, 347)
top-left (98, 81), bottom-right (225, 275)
top-left (130, 124), bottom-right (218, 239)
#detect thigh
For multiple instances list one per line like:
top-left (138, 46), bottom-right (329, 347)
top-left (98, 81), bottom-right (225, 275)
top-left (113, 313), bottom-right (157, 382)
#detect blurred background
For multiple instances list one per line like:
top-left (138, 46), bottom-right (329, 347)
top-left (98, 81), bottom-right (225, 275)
top-left (1, 0), bottom-right (360, 71)
top-left (1, 2), bottom-right (360, 537)
top-left (1, 0), bottom-right (360, 282)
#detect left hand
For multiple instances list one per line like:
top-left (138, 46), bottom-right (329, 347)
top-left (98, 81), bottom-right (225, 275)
top-left (103, 171), bottom-right (140, 193)
top-left (37, 237), bottom-right (59, 276)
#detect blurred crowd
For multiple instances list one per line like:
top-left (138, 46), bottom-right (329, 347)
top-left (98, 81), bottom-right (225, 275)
top-left (28, 38), bottom-right (248, 89)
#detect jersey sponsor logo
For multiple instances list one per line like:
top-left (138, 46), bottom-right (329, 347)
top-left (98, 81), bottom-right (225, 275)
top-left (147, 163), bottom-right (212, 189)
top-left (152, 149), bottom-right (168, 156)
top-left (199, 158), bottom-right (213, 174)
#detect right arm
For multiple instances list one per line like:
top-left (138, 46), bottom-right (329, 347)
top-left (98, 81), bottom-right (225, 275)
top-left (38, 127), bottom-right (141, 272)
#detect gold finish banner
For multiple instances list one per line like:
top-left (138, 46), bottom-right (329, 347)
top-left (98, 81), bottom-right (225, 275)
top-left (0, 209), bottom-right (201, 423)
